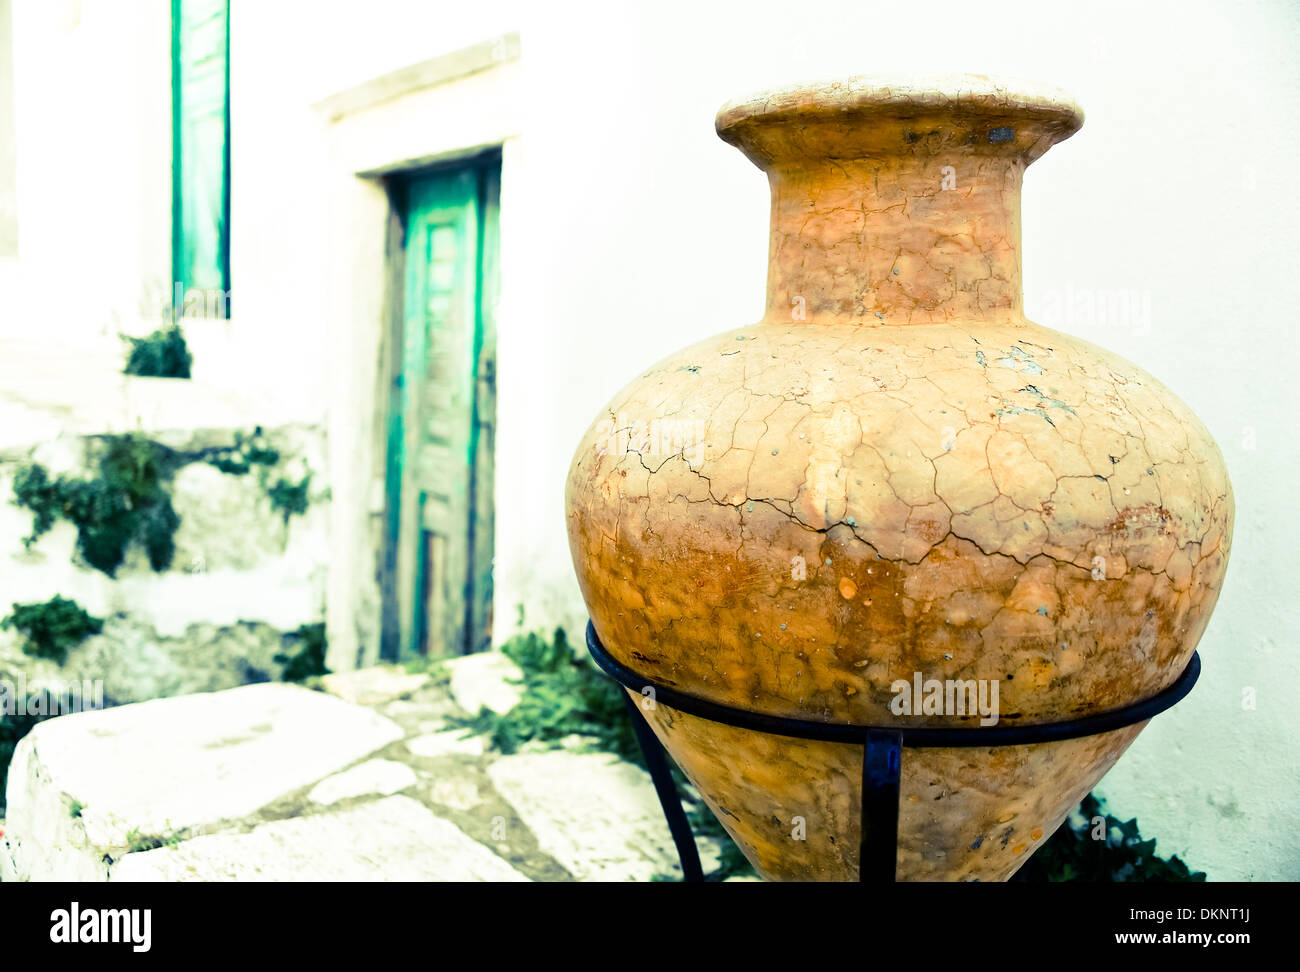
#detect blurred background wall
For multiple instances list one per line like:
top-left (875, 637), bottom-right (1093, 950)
top-left (0, 0), bottom-right (1296, 879)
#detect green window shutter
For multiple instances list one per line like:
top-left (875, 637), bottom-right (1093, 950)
top-left (172, 0), bottom-right (230, 312)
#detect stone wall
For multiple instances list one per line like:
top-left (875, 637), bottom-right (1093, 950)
top-left (0, 423), bottom-right (329, 706)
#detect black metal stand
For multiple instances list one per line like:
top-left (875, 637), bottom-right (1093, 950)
top-left (586, 620), bottom-right (1201, 883)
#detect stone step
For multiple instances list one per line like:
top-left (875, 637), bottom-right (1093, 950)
top-left (2, 651), bottom-right (739, 883)
top-left (2, 682), bottom-right (404, 880)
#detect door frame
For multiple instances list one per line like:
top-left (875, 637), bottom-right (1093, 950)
top-left (316, 33), bottom-right (521, 672)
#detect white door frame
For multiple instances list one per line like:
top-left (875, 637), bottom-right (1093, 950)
top-left (315, 32), bottom-right (522, 671)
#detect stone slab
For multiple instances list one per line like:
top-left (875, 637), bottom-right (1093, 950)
top-left (428, 778), bottom-right (482, 812)
top-left (320, 666), bottom-right (430, 706)
top-left (110, 796), bottom-right (529, 881)
top-left (446, 651), bottom-right (524, 716)
top-left (486, 750), bottom-right (681, 882)
top-left (3, 682), bottom-right (404, 880)
top-left (407, 730), bottom-right (486, 759)
top-left (307, 759), bottom-right (418, 805)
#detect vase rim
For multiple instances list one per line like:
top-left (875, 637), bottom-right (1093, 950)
top-left (716, 72), bottom-right (1084, 140)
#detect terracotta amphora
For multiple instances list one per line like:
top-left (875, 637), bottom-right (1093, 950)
top-left (566, 75), bottom-right (1232, 881)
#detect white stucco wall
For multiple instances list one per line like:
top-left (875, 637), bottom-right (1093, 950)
top-left (0, 0), bottom-right (1295, 879)
top-left (0, 1), bottom-right (170, 342)
top-left (509, 0), bottom-right (1298, 883)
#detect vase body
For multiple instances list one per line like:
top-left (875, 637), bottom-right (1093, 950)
top-left (565, 76), bottom-right (1233, 881)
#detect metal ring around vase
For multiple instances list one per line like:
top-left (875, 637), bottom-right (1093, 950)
top-left (585, 619), bottom-right (1201, 883)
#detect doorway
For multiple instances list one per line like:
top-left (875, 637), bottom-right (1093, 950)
top-left (382, 152), bottom-right (499, 661)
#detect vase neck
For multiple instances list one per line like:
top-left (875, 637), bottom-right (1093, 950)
top-left (715, 75), bottom-right (1084, 327)
top-left (764, 155), bottom-right (1025, 325)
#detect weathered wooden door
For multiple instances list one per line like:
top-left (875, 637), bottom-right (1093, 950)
top-left (386, 157), bottom-right (498, 660)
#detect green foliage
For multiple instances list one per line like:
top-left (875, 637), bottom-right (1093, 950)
top-left (1016, 793), bottom-right (1206, 882)
top-left (1, 596), bottom-right (104, 664)
top-left (275, 622), bottom-right (329, 682)
top-left (122, 324), bottom-right (193, 379)
top-left (12, 436), bottom-right (181, 575)
top-left (0, 604), bottom-right (104, 802)
top-left (404, 655), bottom-right (450, 683)
top-left (194, 427), bottom-right (313, 523)
top-left (0, 691), bottom-right (61, 815)
top-left (449, 628), bottom-right (754, 881)
top-left (11, 465), bottom-right (58, 541)
top-left (124, 827), bottom-right (183, 854)
top-left (451, 629), bottom-right (642, 764)
top-left (267, 475), bottom-right (311, 524)
top-left (199, 427), bottom-right (280, 475)
top-left (11, 429), bottom-right (309, 577)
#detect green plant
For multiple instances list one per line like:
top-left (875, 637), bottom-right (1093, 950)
top-left (448, 628), bottom-right (754, 881)
top-left (13, 436), bottom-right (180, 575)
top-left (451, 628), bottom-right (643, 764)
top-left (0, 691), bottom-right (61, 816)
top-left (124, 826), bottom-right (183, 854)
top-left (275, 622), bottom-right (329, 682)
top-left (1, 596), bottom-right (104, 664)
top-left (267, 475), bottom-right (311, 524)
top-left (1015, 793), bottom-right (1206, 882)
top-left (11, 429), bottom-right (307, 577)
top-left (122, 324), bottom-right (192, 379)
top-left (190, 427), bottom-right (317, 523)
top-left (199, 427), bottom-right (280, 475)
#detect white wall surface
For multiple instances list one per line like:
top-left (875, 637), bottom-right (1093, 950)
top-left (1, 0), bottom-right (1295, 879)
top-left (506, 0), bottom-right (1300, 883)
top-left (1, 0), bottom-right (170, 348)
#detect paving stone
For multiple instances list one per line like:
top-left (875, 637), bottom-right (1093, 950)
top-left (307, 759), bottom-right (418, 805)
top-left (321, 666), bottom-right (430, 706)
top-left (407, 729), bottom-right (486, 759)
top-left (3, 683), bottom-right (404, 880)
top-left (429, 778), bottom-right (483, 812)
top-left (446, 651), bottom-right (524, 716)
top-left (109, 796), bottom-right (529, 882)
top-left (520, 733), bottom-right (599, 754)
top-left (2, 657), bottom-right (756, 883)
top-left (486, 750), bottom-right (681, 882)
top-left (382, 698), bottom-right (450, 723)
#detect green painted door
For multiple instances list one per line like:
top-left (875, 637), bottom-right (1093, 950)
top-left (387, 157), bottom-right (499, 660)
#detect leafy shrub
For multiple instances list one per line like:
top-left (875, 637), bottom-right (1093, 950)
top-left (1015, 793), bottom-right (1206, 882)
top-left (200, 427), bottom-right (280, 475)
top-left (0, 600), bottom-right (108, 814)
top-left (13, 436), bottom-right (181, 575)
top-left (1, 596), bottom-right (104, 664)
top-left (452, 628), bottom-right (641, 762)
top-left (122, 325), bottom-right (192, 379)
top-left (275, 622), bottom-right (329, 682)
top-left (267, 475), bottom-right (311, 524)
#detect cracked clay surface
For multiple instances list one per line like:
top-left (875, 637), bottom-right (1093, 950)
top-left (565, 76), bottom-right (1233, 881)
